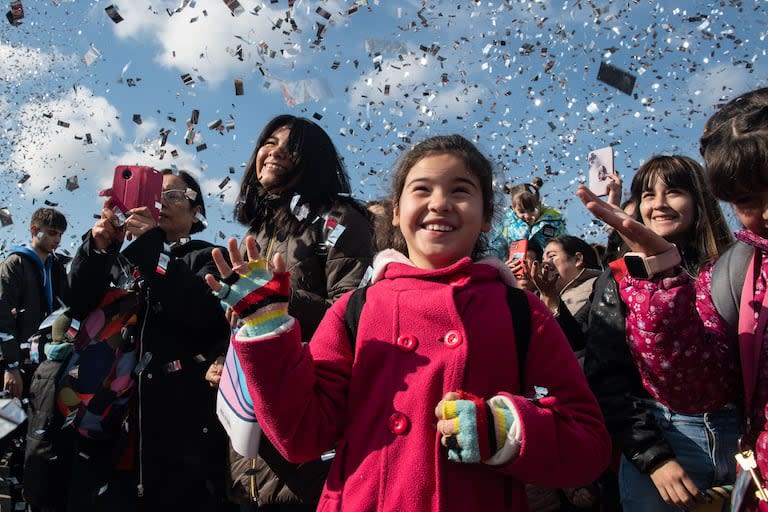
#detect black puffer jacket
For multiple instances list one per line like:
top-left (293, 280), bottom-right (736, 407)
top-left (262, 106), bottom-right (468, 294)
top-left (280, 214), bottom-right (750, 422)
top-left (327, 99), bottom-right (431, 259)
top-left (583, 269), bottom-right (674, 474)
top-left (0, 249), bottom-right (69, 365)
top-left (231, 194), bottom-right (374, 506)
top-left (68, 228), bottom-right (231, 507)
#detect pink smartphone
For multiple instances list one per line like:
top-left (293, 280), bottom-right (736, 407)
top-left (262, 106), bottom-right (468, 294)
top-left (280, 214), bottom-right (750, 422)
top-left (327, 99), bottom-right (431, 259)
top-left (109, 166), bottom-right (163, 223)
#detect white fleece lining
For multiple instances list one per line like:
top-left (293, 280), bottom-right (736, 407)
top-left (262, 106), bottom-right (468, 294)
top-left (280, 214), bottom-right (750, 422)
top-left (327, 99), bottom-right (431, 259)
top-left (483, 394), bottom-right (522, 466)
top-left (236, 317), bottom-right (296, 342)
top-left (370, 250), bottom-right (519, 288)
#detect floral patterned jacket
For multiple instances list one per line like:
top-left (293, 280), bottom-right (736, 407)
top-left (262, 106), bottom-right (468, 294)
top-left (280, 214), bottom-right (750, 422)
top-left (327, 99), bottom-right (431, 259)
top-left (619, 231), bottom-right (768, 510)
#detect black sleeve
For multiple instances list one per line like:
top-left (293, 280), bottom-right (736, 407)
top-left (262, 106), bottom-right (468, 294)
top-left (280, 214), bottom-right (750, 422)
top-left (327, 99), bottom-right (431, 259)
top-left (584, 270), bottom-right (675, 474)
top-left (555, 300), bottom-right (585, 352)
top-left (122, 229), bottom-right (220, 317)
top-left (0, 257), bottom-right (23, 363)
top-left (289, 205), bottom-right (374, 338)
top-left (122, 231), bottom-right (230, 360)
top-left (67, 231), bottom-right (121, 318)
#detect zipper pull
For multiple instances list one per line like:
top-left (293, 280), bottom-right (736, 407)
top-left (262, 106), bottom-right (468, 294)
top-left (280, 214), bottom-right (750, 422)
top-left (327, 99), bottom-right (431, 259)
top-left (735, 450), bottom-right (768, 501)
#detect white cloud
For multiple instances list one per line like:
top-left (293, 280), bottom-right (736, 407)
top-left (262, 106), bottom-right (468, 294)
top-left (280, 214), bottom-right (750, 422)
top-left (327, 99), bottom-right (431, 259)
top-left (688, 63), bottom-right (755, 106)
top-left (106, 1), bottom-right (341, 85)
top-left (7, 87), bottom-right (124, 192)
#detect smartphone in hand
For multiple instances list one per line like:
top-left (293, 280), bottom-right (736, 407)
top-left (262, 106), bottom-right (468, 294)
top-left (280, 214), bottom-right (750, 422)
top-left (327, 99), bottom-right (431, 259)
top-left (509, 239), bottom-right (529, 277)
top-left (587, 146), bottom-right (614, 197)
top-left (104, 166), bottom-right (163, 224)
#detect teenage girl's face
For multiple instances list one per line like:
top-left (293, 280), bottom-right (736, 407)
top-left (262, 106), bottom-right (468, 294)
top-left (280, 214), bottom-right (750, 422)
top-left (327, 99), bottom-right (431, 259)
top-left (255, 125), bottom-right (300, 193)
top-left (392, 153), bottom-right (490, 270)
top-left (731, 188), bottom-right (768, 238)
top-left (639, 176), bottom-right (695, 246)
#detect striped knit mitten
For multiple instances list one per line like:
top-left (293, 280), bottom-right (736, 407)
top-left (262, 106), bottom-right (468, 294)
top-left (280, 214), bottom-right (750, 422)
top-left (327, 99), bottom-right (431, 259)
top-left (440, 391), bottom-right (516, 464)
top-left (215, 259), bottom-right (291, 337)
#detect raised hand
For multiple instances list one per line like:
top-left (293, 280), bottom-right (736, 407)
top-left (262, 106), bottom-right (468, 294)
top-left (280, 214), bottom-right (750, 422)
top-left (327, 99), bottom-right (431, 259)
top-left (576, 185), bottom-right (673, 256)
top-left (205, 237), bottom-right (291, 336)
top-left (92, 200), bottom-right (127, 251)
top-left (122, 206), bottom-right (157, 241)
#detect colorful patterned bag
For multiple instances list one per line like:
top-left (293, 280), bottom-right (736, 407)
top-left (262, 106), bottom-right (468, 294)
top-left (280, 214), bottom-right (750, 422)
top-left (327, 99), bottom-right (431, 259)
top-left (55, 288), bottom-right (140, 439)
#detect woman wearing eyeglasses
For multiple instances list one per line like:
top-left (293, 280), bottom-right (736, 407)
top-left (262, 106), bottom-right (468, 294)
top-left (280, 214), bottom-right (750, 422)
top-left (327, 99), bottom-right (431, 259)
top-left (60, 169), bottom-right (232, 511)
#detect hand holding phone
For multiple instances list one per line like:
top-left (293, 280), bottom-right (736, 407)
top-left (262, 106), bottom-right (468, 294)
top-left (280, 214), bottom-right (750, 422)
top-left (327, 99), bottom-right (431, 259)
top-left (100, 166), bottom-right (163, 225)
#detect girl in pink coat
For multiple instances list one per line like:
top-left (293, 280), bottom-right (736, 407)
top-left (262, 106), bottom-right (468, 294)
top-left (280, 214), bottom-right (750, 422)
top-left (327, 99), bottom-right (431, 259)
top-left (207, 134), bottom-right (611, 511)
top-left (578, 87), bottom-right (768, 511)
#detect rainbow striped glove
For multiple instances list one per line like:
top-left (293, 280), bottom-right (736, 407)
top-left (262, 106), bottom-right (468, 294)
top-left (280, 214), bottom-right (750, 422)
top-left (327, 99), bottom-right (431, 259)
top-left (440, 391), bottom-right (516, 464)
top-left (215, 259), bottom-right (291, 338)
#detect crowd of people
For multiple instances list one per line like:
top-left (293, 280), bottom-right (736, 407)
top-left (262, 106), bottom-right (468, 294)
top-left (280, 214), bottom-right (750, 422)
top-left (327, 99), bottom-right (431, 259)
top-left (0, 86), bottom-right (766, 511)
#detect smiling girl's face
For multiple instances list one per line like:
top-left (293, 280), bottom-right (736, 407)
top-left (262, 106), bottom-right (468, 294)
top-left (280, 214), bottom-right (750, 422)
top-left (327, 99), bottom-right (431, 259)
top-left (393, 153), bottom-right (490, 270)
top-left (255, 125), bottom-right (300, 193)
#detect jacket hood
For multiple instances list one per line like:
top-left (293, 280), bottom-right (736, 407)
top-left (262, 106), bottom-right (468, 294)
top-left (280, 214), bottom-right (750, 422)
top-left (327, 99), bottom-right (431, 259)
top-left (9, 245), bottom-right (44, 267)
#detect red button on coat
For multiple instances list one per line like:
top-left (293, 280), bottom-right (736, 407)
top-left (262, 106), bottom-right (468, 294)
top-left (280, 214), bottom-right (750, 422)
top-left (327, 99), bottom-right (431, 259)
top-left (388, 412), bottom-right (409, 435)
top-left (443, 330), bottom-right (463, 348)
top-left (396, 334), bottom-right (418, 352)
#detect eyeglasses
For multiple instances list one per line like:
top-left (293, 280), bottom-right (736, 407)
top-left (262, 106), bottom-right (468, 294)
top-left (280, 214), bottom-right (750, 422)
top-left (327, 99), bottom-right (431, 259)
top-left (162, 189), bottom-right (192, 204)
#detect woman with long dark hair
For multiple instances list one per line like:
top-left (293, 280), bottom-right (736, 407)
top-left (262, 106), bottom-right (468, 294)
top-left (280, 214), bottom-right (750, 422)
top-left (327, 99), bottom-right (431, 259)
top-left (227, 115), bottom-right (374, 511)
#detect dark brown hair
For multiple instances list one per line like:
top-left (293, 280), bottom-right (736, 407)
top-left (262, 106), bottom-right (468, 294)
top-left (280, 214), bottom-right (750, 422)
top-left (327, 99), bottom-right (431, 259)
top-left (699, 87), bottom-right (768, 202)
top-left (30, 208), bottom-right (67, 231)
top-left (504, 177), bottom-right (543, 212)
top-left (547, 235), bottom-right (601, 271)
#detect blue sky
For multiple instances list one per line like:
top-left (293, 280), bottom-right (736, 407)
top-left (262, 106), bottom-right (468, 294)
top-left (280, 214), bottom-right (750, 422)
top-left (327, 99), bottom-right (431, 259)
top-left (0, 0), bottom-right (765, 256)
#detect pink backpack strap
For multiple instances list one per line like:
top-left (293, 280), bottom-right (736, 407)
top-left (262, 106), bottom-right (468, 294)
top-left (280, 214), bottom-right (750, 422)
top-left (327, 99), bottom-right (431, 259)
top-left (738, 251), bottom-right (768, 423)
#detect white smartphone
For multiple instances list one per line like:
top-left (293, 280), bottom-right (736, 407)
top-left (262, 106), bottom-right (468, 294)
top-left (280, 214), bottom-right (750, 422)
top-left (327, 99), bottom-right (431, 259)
top-left (587, 146), bottom-right (614, 197)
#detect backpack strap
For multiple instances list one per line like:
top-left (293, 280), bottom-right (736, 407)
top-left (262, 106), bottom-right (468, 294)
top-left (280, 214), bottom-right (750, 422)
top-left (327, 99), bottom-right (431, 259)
top-left (505, 286), bottom-right (531, 392)
top-left (711, 240), bottom-right (752, 336)
top-left (343, 284), bottom-right (531, 391)
top-left (344, 286), bottom-right (368, 355)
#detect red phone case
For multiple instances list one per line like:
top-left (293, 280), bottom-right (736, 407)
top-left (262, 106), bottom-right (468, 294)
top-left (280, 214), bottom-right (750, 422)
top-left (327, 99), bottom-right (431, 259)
top-left (109, 166), bottom-right (163, 223)
top-left (509, 239), bottom-right (529, 261)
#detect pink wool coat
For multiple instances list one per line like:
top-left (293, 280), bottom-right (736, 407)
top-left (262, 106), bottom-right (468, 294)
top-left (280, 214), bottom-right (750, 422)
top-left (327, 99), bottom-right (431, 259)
top-left (233, 253), bottom-right (611, 512)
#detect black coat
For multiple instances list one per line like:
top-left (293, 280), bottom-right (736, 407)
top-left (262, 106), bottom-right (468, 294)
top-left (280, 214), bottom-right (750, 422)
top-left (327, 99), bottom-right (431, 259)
top-left (68, 228), bottom-right (230, 505)
top-left (0, 250), bottom-right (69, 365)
top-left (583, 269), bottom-right (674, 474)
